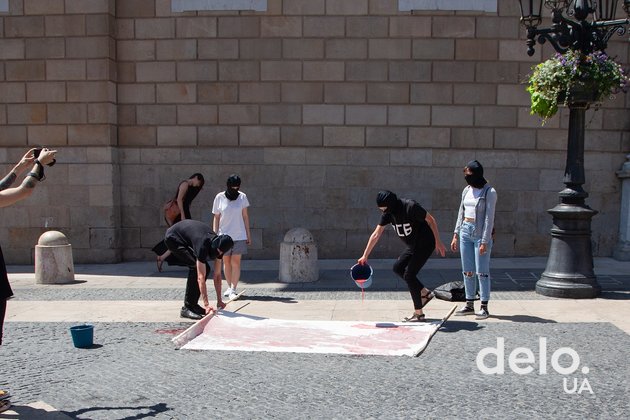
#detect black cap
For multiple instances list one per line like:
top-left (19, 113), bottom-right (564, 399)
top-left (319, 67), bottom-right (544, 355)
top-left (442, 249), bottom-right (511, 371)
top-left (212, 234), bottom-right (234, 253)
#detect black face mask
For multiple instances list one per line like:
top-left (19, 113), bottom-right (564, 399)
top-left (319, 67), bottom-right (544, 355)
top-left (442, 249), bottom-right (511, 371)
top-left (464, 160), bottom-right (487, 188)
top-left (376, 190), bottom-right (401, 214)
top-left (225, 187), bottom-right (239, 201)
top-left (465, 174), bottom-right (486, 188)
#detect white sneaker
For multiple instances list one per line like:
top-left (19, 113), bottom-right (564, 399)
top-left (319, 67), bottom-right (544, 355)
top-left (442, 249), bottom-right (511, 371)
top-left (223, 287), bottom-right (232, 297)
top-left (228, 291), bottom-right (238, 300)
top-left (475, 308), bottom-right (489, 320)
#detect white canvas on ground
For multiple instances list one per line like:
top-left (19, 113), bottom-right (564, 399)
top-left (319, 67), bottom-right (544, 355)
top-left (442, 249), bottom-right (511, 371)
top-left (173, 311), bottom-right (446, 357)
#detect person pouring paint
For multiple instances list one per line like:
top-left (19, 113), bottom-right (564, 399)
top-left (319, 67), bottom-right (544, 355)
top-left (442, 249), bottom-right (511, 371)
top-left (357, 190), bottom-right (446, 322)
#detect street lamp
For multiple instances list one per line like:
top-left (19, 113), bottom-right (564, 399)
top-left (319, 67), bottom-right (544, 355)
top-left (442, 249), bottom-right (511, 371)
top-left (516, 0), bottom-right (630, 298)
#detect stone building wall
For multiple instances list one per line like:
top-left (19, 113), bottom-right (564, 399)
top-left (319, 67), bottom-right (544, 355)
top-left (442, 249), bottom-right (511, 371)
top-left (0, 0), bottom-right (628, 263)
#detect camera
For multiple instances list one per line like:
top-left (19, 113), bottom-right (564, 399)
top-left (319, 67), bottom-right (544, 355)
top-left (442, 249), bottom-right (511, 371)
top-left (33, 147), bottom-right (56, 166)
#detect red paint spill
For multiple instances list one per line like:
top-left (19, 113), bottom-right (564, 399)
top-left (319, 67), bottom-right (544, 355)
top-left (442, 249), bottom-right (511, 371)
top-left (355, 279), bottom-right (367, 302)
top-left (155, 328), bottom-right (186, 335)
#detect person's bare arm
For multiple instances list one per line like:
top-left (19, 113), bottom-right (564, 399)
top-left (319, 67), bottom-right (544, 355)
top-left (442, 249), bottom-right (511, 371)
top-left (196, 259), bottom-right (210, 312)
top-left (426, 212), bottom-right (446, 257)
top-left (358, 224), bottom-right (385, 265)
top-left (0, 148), bottom-right (36, 191)
top-left (213, 213), bottom-right (221, 233)
top-left (242, 207), bottom-right (251, 245)
top-left (0, 148), bottom-right (57, 208)
top-left (213, 258), bottom-right (225, 309)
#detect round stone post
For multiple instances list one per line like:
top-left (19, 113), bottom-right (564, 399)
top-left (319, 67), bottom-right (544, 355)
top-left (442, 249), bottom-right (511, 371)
top-left (614, 155), bottom-right (630, 260)
top-left (279, 228), bottom-right (318, 283)
top-left (35, 231), bottom-right (75, 284)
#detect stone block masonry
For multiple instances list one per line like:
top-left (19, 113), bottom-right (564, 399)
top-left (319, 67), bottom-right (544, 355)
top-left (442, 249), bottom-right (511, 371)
top-left (0, 0), bottom-right (627, 262)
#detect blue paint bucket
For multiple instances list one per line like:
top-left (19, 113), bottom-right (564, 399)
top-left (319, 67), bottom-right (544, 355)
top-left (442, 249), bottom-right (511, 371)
top-left (70, 324), bottom-right (94, 348)
top-left (350, 263), bottom-right (373, 289)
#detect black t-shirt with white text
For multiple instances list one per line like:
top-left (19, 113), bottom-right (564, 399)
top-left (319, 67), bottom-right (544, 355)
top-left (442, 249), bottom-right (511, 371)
top-left (379, 199), bottom-right (435, 248)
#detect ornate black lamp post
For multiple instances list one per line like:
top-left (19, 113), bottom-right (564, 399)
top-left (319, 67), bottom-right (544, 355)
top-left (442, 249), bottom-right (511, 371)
top-left (516, 0), bottom-right (630, 298)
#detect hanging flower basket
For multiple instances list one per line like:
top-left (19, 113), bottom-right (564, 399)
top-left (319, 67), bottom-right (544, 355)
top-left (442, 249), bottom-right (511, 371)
top-left (526, 50), bottom-right (629, 124)
top-left (556, 84), bottom-right (599, 104)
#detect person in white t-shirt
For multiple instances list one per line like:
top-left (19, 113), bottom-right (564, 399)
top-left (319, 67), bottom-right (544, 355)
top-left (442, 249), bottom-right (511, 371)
top-left (212, 174), bottom-right (251, 300)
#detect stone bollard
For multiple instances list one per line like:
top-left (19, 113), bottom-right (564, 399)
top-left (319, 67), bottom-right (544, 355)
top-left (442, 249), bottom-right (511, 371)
top-left (35, 230), bottom-right (75, 284)
top-left (279, 228), bottom-right (318, 283)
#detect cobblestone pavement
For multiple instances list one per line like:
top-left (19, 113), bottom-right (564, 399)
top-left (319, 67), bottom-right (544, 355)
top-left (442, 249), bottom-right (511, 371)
top-left (2, 321), bottom-right (629, 419)
top-left (2, 259), bottom-right (629, 419)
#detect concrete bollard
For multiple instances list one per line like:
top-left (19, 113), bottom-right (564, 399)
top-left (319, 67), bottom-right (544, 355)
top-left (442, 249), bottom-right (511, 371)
top-left (35, 230), bottom-right (75, 284)
top-left (279, 228), bottom-right (318, 283)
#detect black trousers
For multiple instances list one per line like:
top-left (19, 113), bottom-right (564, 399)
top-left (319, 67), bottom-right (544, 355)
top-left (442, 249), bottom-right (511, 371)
top-left (393, 241), bottom-right (435, 310)
top-left (0, 298), bottom-right (6, 346)
top-left (164, 237), bottom-right (209, 312)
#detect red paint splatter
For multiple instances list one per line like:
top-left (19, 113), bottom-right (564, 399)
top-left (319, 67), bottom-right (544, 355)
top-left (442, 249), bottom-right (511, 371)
top-left (155, 328), bottom-right (186, 335)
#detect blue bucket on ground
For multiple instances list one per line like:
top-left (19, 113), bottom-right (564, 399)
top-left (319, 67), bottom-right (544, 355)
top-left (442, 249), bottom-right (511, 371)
top-left (70, 324), bottom-right (94, 348)
top-left (350, 263), bottom-right (373, 289)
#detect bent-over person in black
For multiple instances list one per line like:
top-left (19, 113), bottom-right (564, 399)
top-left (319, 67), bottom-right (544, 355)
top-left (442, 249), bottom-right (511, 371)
top-left (358, 190), bottom-right (447, 322)
top-left (164, 219), bottom-right (234, 320)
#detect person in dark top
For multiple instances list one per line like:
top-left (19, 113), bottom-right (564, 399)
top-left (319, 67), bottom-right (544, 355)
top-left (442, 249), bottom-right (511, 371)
top-left (0, 147), bottom-right (58, 408)
top-left (358, 190), bottom-right (446, 322)
top-left (1, 147), bottom-right (57, 344)
top-left (154, 173), bottom-right (205, 272)
top-left (164, 219), bottom-right (234, 320)
top-left (168, 173), bottom-right (205, 225)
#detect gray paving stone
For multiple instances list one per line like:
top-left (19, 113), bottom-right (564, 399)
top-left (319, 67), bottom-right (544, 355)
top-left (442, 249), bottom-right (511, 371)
top-left (1, 322), bottom-right (629, 419)
top-left (3, 259), bottom-right (629, 418)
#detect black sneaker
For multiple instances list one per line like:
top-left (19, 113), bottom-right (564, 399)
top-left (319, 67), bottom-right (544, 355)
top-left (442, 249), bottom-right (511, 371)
top-left (180, 307), bottom-right (202, 320)
top-left (191, 304), bottom-right (207, 317)
top-left (455, 305), bottom-right (475, 316)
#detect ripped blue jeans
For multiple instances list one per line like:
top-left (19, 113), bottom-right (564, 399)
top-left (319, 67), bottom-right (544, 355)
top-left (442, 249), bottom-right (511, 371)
top-left (459, 221), bottom-right (492, 302)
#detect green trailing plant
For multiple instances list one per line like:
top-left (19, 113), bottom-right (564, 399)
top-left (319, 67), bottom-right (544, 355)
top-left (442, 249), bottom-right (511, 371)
top-left (526, 49), bottom-right (629, 124)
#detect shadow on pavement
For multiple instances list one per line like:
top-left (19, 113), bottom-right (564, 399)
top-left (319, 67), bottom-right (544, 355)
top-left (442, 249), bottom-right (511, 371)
top-left (0, 405), bottom-right (71, 419)
top-left (65, 402), bottom-right (171, 419)
top-left (241, 295), bottom-right (297, 303)
top-left (78, 344), bottom-right (104, 350)
top-left (438, 320), bottom-right (484, 333)
top-left (491, 314), bottom-right (556, 323)
top-left (42, 280), bottom-right (87, 286)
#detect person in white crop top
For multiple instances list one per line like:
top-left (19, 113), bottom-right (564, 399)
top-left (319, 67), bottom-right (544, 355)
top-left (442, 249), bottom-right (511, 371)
top-left (450, 160), bottom-right (497, 320)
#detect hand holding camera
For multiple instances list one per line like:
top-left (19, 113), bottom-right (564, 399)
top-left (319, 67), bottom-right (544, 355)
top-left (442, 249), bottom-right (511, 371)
top-left (27, 147), bottom-right (58, 182)
top-left (33, 147), bottom-right (57, 167)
